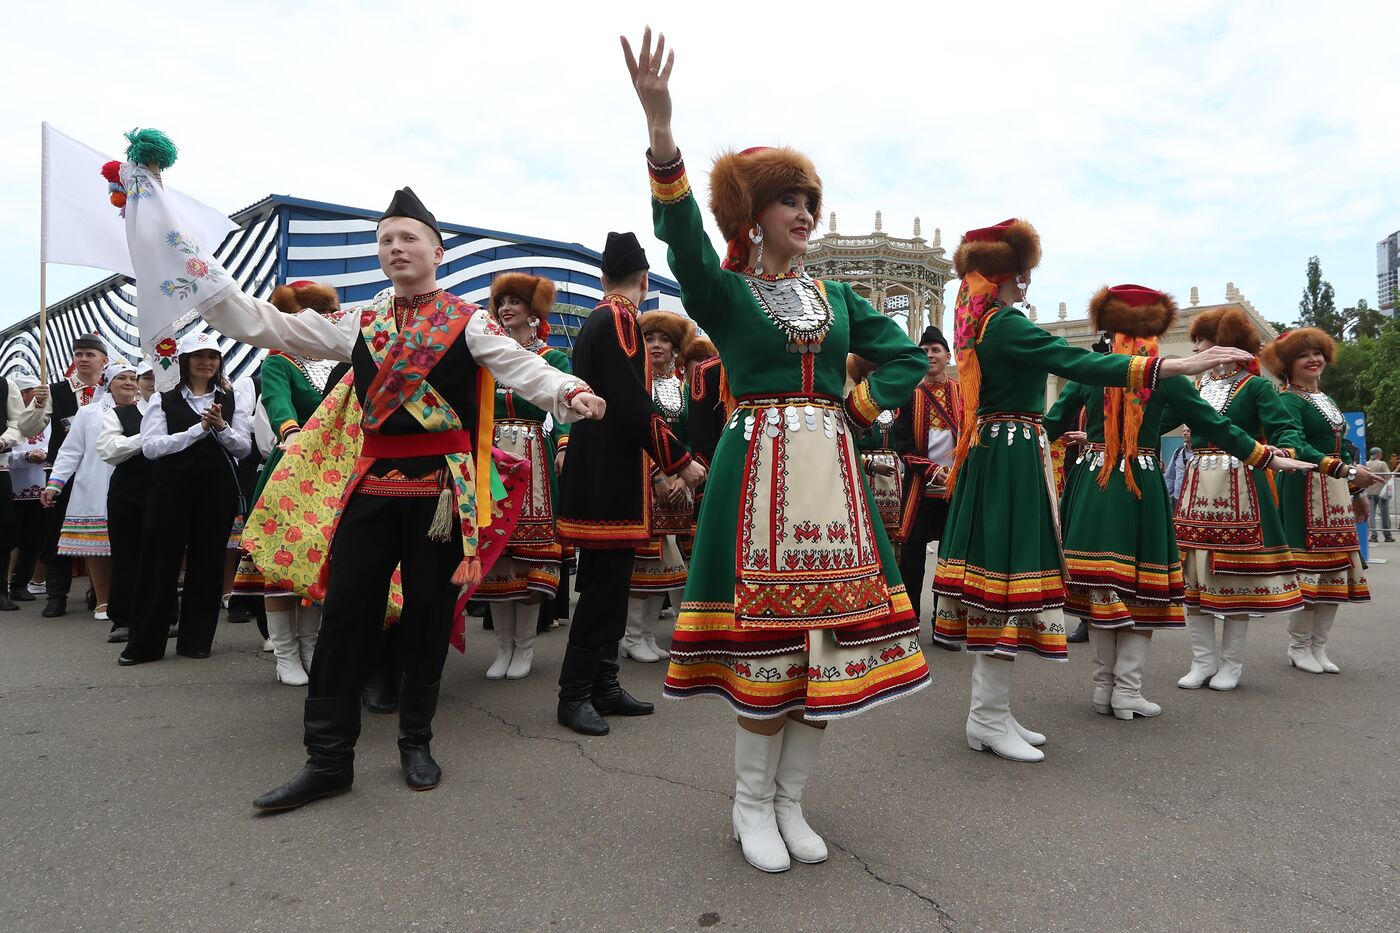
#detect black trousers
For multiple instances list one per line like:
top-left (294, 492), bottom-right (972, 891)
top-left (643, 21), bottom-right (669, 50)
top-left (0, 480), bottom-right (14, 581)
top-left (897, 496), bottom-right (950, 623)
top-left (40, 485), bottom-right (72, 598)
top-left (106, 492), bottom-right (145, 628)
top-left (563, 547), bottom-right (635, 660)
top-left (10, 499), bottom-right (43, 590)
top-left (125, 480), bottom-right (236, 661)
top-left (310, 491), bottom-right (461, 698)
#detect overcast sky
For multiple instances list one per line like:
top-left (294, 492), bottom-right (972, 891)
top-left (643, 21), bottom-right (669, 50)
top-left (6, 0), bottom-right (1399, 334)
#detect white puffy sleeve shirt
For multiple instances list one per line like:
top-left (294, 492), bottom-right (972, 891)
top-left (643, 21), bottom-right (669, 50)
top-left (140, 383), bottom-right (253, 461)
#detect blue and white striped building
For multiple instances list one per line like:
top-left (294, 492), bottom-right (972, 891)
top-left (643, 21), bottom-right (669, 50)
top-left (3, 194), bottom-right (683, 379)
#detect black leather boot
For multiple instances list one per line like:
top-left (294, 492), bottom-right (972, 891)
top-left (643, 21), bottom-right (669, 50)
top-left (1067, 619), bottom-right (1090, 643)
top-left (252, 697), bottom-right (359, 813)
top-left (557, 644), bottom-right (609, 735)
top-left (397, 675), bottom-right (442, 791)
top-left (0, 591), bottom-right (17, 611)
top-left (10, 580), bottom-right (35, 602)
top-left (592, 643), bottom-right (654, 716)
top-left (41, 597), bottom-right (67, 618)
top-left (361, 669), bottom-right (398, 714)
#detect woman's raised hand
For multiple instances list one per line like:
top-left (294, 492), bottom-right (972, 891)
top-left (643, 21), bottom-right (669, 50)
top-left (621, 27), bottom-right (677, 161)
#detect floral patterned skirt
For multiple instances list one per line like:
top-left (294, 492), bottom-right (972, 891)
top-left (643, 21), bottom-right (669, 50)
top-left (1180, 547), bottom-right (1303, 616)
top-left (630, 535), bottom-right (687, 593)
top-left (478, 554), bottom-right (561, 601)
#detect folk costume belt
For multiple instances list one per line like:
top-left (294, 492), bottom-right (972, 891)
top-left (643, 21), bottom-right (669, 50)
top-left (358, 470), bottom-right (447, 498)
top-left (727, 394), bottom-right (846, 442)
top-left (1076, 441), bottom-right (1159, 472)
top-left (360, 429), bottom-right (472, 460)
top-left (976, 412), bottom-right (1046, 449)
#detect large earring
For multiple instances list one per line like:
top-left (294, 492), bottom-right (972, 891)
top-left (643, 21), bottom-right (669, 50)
top-left (528, 316), bottom-right (540, 336)
top-left (749, 225), bottom-right (764, 275)
top-left (1017, 276), bottom-right (1029, 304)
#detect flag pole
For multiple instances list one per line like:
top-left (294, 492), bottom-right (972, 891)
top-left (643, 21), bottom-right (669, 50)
top-left (38, 261), bottom-right (48, 382)
top-left (38, 122), bottom-right (49, 382)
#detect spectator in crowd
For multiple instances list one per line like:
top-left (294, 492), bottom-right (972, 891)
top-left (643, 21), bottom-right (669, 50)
top-left (1164, 428), bottom-right (1193, 514)
top-left (97, 362), bottom-right (152, 642)
top-left (8, 374), bottom-right (49, 602)
top-left (1365, 446), bottom-right (1393, 543)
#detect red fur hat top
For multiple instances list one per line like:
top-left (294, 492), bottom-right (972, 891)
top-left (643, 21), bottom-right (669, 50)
top-left (637, 310), bottom-right (696, 355)
top-left (708, 146), bottom-right (822, 248)
top-left (953, 219), bottom-right (1041, 280)
top-left (1188, 306), bottom-right (1262, 355)
top-left (1088, 285), bottom-right (1179, 339)
top-left (1260, 327), bottom-right (1336, 379)
top-left (270, 280), bottom-right (340, 315)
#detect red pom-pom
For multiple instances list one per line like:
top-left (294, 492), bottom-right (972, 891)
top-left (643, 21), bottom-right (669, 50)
top-left (100, 161), bottom-right (122, 184)
top-left (109, 192), bottom-right (126, 208)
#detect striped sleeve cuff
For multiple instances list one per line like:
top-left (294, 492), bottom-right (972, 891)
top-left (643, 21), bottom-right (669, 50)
top-left (278, 420), bottom-right (300, 440)
top-left (1126, 355), bottom-right (1162, 392)
top-left (44, 477), bottom-right (66, 494)
top-left (1246, 443), bottom-right (1273, 470)
top-left (844, 382), bottom-right (882, 432)
top-left (647, 149), bottom-right (692, 205)
top-left (555, 434), bottom-right (569, 451)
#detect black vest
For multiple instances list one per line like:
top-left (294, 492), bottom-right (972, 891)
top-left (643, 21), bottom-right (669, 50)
top-left (45, 380), bottom-right (83, 463)
top-left (0, 375), bottom-right (9, 435)
top-left (152, 387), bottom-right (241, 510)
top-left (108, 404), bottom-right (154, 505)
top-left (351, 326), bottom-right (480, 477)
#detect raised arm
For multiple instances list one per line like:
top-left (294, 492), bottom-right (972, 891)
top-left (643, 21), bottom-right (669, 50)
top-left (201, 289), bottom-right (356, 363)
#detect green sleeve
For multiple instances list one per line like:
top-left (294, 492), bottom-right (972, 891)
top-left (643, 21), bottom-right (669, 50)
top-left (542, 349), bottom-right (572, 442)
top-left (1271, 389), bottom-right (1329, 463)
top-left (994, 311), bottom-right (1139, 388)
top-left (1042, 381), bottom-right (1088, 442)
top-left (651, 161), bottom-right (732, 335)
top-left (1159, 376), bottom-right (1264, 461)
top-left (259, 355), bottom-right (302, 435)
top-left (842, 282), bottom-right (928, 410)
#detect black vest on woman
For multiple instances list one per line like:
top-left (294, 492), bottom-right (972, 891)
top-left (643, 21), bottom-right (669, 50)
top-left (108, 404), bottom-right (154, 507)
top-left (153, 387), bottom-right (242, 512)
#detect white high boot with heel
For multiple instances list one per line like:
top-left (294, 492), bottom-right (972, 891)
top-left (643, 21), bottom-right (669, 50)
top-left (645, 592), bottom-right (675, 659)
top-left (965, 654), bottom-right (1044, 762)
top-left (1177, 612), bottom-right (1219, 689)
top-left (266, 608), bottom-right (308, 686)
top-left (1286, 609), bottom-right (1324, 673)
top-left (1310, 604), bottom-right (1340, 673)
top-left (506, 601), bottom-right (536, 679)
top-left (1207, 618), bottom-right (1248, 690)
top-left (732, 724), bottom-right (790, 873)
top-left (773, 719), bottom-right (827, 864)
top-left (1110, 631), bottom-right (1162, 719)
top-left (621, 596), bottom-right (661, 662)
top-left (1087, 626), bottom-right (1118, 715)
top-left (486, 603), bottom-right (516, 680)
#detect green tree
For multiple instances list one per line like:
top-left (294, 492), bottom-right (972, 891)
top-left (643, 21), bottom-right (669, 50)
top-left (1298, 256), bottom-right (1344, 339)
top-left (1345, 297), bottom-right (1386, 340)
top-left (1324, 337), bottom-right (1375, 412)
top-left (1361, 318), bottom-right (1400, 457)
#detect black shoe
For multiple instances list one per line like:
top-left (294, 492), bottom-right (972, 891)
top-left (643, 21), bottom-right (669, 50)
top-left (178, 650), bottom-right (211, 659)
top-left (361, 670), bottom-right (399, 714)
top-left (117, 652), bottom-right (155, 666)
top-left (41, 598), bottom-right (67, 618)
top-left (397, 676), bottom-right (442, 791)
top-left (1067, 619), bottom-right (1090, 644)
top-left (0, 592), bottom-right (17, 611)
top-left (253, 697), bottom-right (359, 813)
top-left (107, 626), bottom-right (130, 643)
top-left (10, 587), bottom-right (34, 602)
top-left (592, 644), bottom-right (654, 716)
top-left (226, 603), bottom-right (254, 624)
top-left (932, 639), bottom-right (963, 652)
top-left (558, 644), bottom-right (610, 735)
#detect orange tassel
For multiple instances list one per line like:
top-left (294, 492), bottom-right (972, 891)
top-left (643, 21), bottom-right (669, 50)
top-left (719, 364), bottom-right (737, 420)
top-left (1099, 334), bottom-right (1156, 498)
top-left (945, 349), bottom-right (980, 495)
top-left (451, 556), bottom-right (482, 588)
top-left (475, 370), bottom-right (495, 531)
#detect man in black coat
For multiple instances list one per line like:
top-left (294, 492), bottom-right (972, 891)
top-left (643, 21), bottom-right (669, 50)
top-left (556, 232), bottom-right (705, 736)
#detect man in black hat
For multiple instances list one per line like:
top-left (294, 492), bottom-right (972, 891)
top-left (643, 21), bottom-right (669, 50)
top-left (891, 325), bottom-right (961, 648)
top-left (555, 232), bottom-right (705, 736)
top-left (24, 334), bottom-right (108, 617)
top-left (135, 185), bottom-right (607, 811)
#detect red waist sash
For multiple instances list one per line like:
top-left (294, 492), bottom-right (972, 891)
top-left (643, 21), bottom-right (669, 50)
top-left (361, 429), bottom-right (472, 459)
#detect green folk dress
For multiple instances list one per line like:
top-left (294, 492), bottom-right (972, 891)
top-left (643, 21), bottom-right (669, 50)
top-left (478, 344), bottom-right (571, 602)
top-left (931, 304), bottom-right (1158, 660)
top-left (1275, 388), bottom-right (1369, 604)
top-left (1044, 374), bottom-right (1272, 630)
top-left (1173, 370), bottom-right (1323, 615)
top-left (648, 150), bottom-right (931, 721)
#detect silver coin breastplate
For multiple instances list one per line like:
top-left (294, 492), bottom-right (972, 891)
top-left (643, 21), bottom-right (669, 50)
top-left (1291, 388), bottom-right (1344, 430)
top-left (743, 274), bottom-right (834, 353)
top-left (652, 374), bottom-right (684, 420)
top-left (1199, 370), bottom-right (1247, 414)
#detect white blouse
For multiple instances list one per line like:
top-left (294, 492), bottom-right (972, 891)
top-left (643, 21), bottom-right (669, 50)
top-left (140, 381), bottom-right (253, 461)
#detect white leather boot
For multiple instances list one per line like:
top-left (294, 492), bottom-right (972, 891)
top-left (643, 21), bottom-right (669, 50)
top-left (1208, 618), bottom-right (1248, 690)
top-left (732, 724), bottom-right (790, 873)
top-left (773, 719), bottom-right (828, 864)
top-left (1111, 631), bottom-right (1162, 719)
top-left (485, 603), bottom-right (516, 680)
top-left (1009, 716), bottom-right (1047, 747)
top-left (620, 596), bottom-right (661, 662)
top-left (266, 608), bottom-right (308, 686)
top-left (1310, 604), bottom-right (1340, 673)
top-left (1286, 609), bottom-right (1324, 673)
top-left (965, 654), bottom-right (1043, 762)
top-left (1087, 626), bottom-right (1118, 715)
top-left (645, 592), bottom-right (675, 659)
top-left (295, 603), bottom-right (321, 672)
top-left (1176, 612), bottom-right (1219, 689)
top-left (506, 602), bottom-right (536, 680)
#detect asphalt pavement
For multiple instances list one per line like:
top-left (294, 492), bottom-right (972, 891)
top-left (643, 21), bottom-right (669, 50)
top-left (2, 549), bottom-right (1398, 932)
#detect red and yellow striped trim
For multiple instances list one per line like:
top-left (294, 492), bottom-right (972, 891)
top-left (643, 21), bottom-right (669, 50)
top-left (648, 152), bottom-right (692, 205)
top-left (1245, 442), bottom-right (1272, 469)
top-left (844, 380), bottom-right (881, 430)
top-left (1126, 355), bottom-right (1160, 392)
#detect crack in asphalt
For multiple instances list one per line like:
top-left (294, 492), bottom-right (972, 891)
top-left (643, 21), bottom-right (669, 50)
top-left (464, 699), bottom-right (955, 926)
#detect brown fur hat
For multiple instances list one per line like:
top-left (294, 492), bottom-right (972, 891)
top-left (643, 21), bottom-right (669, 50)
top-left (490, 272), bottom-right (556, 319)
top-left (708, 147), bottom-right (822, 246)
top-left (637, 310), bottom-right (696, 354)
top-left (953, 219), bottom-right (1041, 279)
top-left (270, 280), bottom-right (339, 315)
top-left (1260, 327), bottom-right (1336, 379)
top-left (685, 335), bottom-right (718, 363)
top-left (846, 353), bottom-right (877, 382)
top-left (1088, 285), bottom-right (1179, 339)
top-left (1188, 306), bottom-right (1262, 355)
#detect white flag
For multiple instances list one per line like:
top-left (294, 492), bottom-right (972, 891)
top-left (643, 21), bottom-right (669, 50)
top-left (40, 122), bottom-right (236, 277)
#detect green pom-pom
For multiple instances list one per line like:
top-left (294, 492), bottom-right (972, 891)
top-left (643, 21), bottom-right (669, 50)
top-left (124, 128), bottom-right (178, 170)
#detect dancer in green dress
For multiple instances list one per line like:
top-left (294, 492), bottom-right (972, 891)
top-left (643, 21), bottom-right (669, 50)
top-left (1044, 285), bottom-right (1313, 720)
top-left (1261, 328), bottom-right (1379, 675)
top-left (932, 223), bottom-right (1255, 762)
